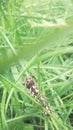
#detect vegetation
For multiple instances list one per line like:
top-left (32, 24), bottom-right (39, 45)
top-left (0, 0), bottom-right (73, 130)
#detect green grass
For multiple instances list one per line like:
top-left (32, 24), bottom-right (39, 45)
top-left (0, 0), bottom-right (73, 130)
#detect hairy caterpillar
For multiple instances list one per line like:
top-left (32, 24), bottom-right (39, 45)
top-left (25, 76), bottom-right (52, 115)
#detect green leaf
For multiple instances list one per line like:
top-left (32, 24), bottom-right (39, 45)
top-left (0, 15), bottom-right (73, 74)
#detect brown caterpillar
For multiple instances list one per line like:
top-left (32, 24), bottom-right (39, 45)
top-left (25, 76), bottom-right (52, 115)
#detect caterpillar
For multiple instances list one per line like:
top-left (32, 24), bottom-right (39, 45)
top-left (25, 76), bottom-right (52, 115)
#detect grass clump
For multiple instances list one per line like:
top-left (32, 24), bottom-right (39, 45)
top-left (0, 0), bottom-right (73, 130)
